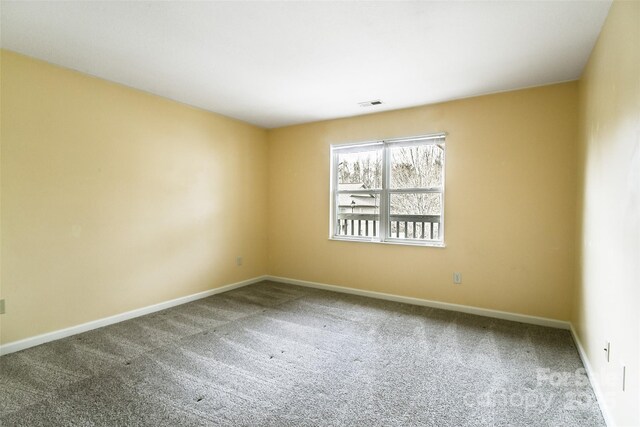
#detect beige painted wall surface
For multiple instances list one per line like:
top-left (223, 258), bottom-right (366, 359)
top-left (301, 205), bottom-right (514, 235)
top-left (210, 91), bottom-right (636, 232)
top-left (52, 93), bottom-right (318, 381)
top-left (0, 51), bottom-right (268, 344)
top-left (268, 82), bottom-right (578, 321)
top-left (574, 0), bottom-right (640, 425)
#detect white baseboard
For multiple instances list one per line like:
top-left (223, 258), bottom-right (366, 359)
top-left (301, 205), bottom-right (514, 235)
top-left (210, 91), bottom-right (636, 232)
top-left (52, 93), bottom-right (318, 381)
top-left (266, 275), bottom-right (571, 330)
top-left (0, 275), bottom-right (268, 356)
top-left (570, 324), bottom-right (615, 427)
top-left (266, 275), bottom-right (617, 425)
top-left (1, 273), bottom-right (612, 426)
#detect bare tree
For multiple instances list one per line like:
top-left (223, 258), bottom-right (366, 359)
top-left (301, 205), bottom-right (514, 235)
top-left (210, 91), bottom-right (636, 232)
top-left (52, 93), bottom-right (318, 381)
top-left (389, 145), bottom-right (444, 215)
top-left (338, 145), bottom-right (443, 215)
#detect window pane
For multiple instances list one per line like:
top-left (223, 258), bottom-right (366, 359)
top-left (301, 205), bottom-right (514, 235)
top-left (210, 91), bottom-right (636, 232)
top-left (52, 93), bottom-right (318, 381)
top-left (337, 149), bottom-right (382, 191)
top-left (336, 194), bottom-right (380, 238)
top-left (389, 144), bottom-right (444, 189)
top-left (389, 193), bottom-right (442, 240)
top-left (331, 136), bottom-right (445, 245)
top-left (390, 193), bottom-right (442, 215)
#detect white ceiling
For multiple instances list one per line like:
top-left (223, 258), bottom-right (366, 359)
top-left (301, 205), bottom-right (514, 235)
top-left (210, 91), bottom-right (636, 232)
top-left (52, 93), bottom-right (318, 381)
top-left (1, 1), bottom-right (611, 128)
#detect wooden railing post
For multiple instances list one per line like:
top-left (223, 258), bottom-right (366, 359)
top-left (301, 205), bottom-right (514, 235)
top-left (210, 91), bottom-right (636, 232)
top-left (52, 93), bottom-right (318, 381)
top-left (336, 213), bottom-right (440, 241)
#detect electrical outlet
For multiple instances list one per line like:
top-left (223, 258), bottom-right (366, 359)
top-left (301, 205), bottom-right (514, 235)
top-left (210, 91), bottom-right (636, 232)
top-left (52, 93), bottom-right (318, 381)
top-left (0, 299), bottom-right (5, 314)
top-left (604, 341), bottom-right (610, 362)
top-left (453, 272), bottom-right (462, 284)
top-left (236, 256), bottom-right (243, 266)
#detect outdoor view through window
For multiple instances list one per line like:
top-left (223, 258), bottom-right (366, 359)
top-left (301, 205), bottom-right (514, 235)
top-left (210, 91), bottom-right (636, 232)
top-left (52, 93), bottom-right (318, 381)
top-left (331, 134), bottom-right (446, 245)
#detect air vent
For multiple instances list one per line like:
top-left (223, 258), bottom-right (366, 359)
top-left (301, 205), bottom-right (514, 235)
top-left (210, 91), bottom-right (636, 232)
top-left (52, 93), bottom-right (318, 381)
top-left (358, 100), bottom-right (383, 107)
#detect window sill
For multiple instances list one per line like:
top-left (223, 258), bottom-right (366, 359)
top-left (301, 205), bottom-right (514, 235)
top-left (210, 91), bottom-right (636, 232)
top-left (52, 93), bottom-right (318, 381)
top-left (329, 236), bottom-right (446, 248)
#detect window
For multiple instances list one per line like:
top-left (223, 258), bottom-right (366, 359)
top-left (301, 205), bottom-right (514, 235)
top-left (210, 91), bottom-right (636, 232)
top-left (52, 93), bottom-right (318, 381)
top-left (330, 133), bottom-right (446, 246)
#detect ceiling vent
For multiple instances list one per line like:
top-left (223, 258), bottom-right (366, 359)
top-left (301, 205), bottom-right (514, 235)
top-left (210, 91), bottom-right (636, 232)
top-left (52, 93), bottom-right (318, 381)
top-left (358, 100), bottom-right (383, 107)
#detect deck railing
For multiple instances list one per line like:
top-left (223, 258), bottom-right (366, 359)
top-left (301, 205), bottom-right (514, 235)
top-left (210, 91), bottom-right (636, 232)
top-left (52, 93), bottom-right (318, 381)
top-left (336, 213), bottom-right (441, 240)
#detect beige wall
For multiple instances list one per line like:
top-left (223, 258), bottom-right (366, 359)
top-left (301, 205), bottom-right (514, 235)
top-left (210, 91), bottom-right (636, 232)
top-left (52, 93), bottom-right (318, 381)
top-left (2, 6), bottom-right (638, 422)
top-left (4, 10), bottom-right (639, 423)
top-left (268, 82), bottom-right (579, 321)
top-left (574, 0), bottom-right (640, 425)
top-left (0, 51), bottom-right (268, 344)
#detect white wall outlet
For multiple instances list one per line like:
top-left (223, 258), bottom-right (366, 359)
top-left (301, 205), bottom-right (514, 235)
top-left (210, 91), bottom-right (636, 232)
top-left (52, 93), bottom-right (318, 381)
top-left (604, 341), bottom-right (610, 362)
top-left (453, 272), bottom-right (462, 284)
top-left (0, 299), bottom-right (5, 314)
top-left (236, 256), bottom-right (243, 266)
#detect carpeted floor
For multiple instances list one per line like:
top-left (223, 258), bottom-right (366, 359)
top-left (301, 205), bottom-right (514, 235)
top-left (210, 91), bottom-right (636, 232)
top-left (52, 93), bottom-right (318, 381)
top-left (0, 281), bottom-right (604, 426)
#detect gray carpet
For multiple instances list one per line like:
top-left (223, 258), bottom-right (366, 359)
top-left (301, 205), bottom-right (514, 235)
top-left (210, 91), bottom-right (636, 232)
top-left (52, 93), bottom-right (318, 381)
top-left (0, 281), bottom-right (604, 426)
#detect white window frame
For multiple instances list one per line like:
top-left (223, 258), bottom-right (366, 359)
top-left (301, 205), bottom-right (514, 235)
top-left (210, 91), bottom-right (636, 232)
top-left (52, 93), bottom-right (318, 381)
top-left (330, 133), bottom-right (446, 247)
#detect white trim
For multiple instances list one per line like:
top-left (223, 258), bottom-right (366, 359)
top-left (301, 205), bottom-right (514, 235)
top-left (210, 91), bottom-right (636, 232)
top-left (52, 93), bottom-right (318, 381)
top-left (570, 324), bottom-right (615, 427)
top-left (0, 273), bottom-right (612, 426)
top-left (266, 276), bottom-right (612, 425)
top-left (0, 275), bottom-right (267, 356)
top-left (266, 275), bottom-right (570, 330)
top-left (329, 236), bottom-right (446, 248)
top-left (329, 135), bottom-right (446, 246)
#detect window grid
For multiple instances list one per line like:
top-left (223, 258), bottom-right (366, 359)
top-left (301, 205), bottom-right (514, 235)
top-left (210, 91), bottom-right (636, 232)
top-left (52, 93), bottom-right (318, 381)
top-left (331, 133), bottom-right (445, 246)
